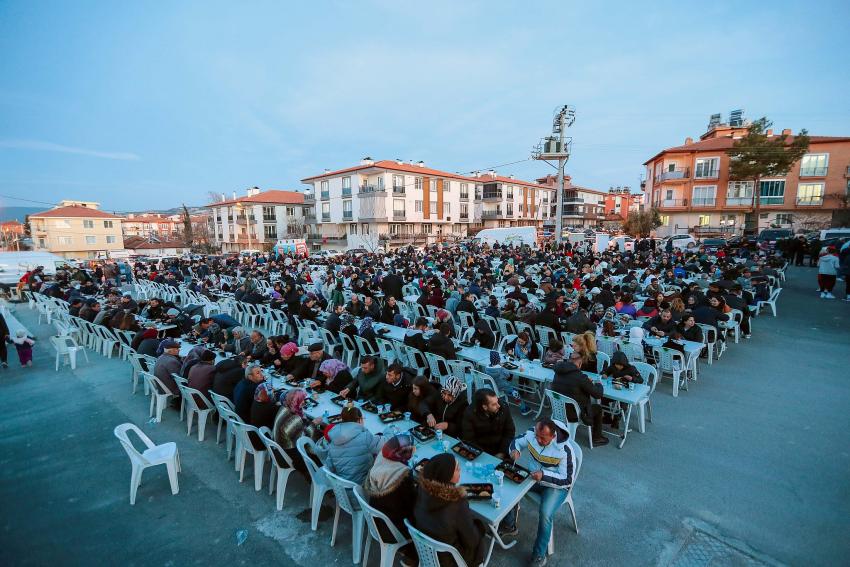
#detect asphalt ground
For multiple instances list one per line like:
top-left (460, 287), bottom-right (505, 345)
top-left (1, 265), bottom-right (848, 567)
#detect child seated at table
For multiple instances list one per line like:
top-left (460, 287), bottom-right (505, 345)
top-left (484, 351), bottom-right (532, 416)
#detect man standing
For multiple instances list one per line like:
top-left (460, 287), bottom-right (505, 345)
top-left (460, 388), bottom-right (515, 458)
top-left (500, 418), bottom-right (577, 567)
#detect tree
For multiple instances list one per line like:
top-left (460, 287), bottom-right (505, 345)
top-left (181, 204), bottom-right (194, 248)
top-left (726, 117), bottom-right (809, 232)
top-left (623, 208), bottom-right (662, 237)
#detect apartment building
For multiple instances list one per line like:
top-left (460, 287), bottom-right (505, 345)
top-left (644, 114), bottom-right (850, 237)
top-left (122, 213), bottom-right (207, 239)
top-left (205, 188), bottom-right (308, 252)
top-left (301, 159), bottom-right (555, 251)
top-left (29, 201), bottom-right (124, 259)
top-left (536, 174), bottom-right (608, 229)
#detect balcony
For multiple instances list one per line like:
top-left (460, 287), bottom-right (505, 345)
top-left (691, 198), bottom-right (716, 207)
top-left (481, 192), bottom-right (503, 202)
top-left (321, 214), bottom-right (330, 222)
top-left (342, 187), bottom-right (352, 197)
top-left (307, 233), bottom-right (346, 242)
top-left (799, 167), bottom-right (828, 177)
top-left (796, 197), bottom-right (824, 206)
top-left (304, 214), bottom-right (317, 224)
top-left (725, 196), bottom-right (752, 206)
top-left (359, 185), bottom-right (385, 194)
top-left (481, 210), bottom-right (503, 219)
top-left (303, 193), bottom-right (316, 203)
top-left (262, 216), bottom-right (276, 222)
top-left (656, 168), bottom-right (690, 183)
top-left (392, 186), bottom-right (405, 194)
top-left (343, 211), bottom-right (353, 220)
top-left (321, 191), bottom-right (330, 200)
top-left (393, 211), bottom-right (406, 221)
top-left (660, 199), bottom-right (688, 208)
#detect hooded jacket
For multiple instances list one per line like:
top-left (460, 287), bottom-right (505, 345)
top-left (427, 331), bottom-right (458, 361)
top-left (604, 351), bottom-right (642, 384)
top-left (551, 360), bottom-right (602, 419)
top-left (364, 454), bottom-right (417, 540)
top-left (413, 477), bottom-right (486, 567)
top-left (433, 395), bottom-right (468, 437)
top-left (509, 419), bottom-right (577, 489)
top-left (322, 421), bottom-right (382, 484)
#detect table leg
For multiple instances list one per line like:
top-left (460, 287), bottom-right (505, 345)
top-left (618, 404), bottom-right (633, 449)
top-left (533, 382), bottom-right (548, 419)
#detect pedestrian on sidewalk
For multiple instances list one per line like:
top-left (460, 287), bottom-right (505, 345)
top-left (817, 246), bottom-right (840, 299)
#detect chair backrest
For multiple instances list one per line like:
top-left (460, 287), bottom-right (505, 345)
top-left (424, 352), bottom-right (449, 380)
top-left (210, 391), bottom-right (237, 414)
top-left (354, 335), bottom-right (378, 357)
top-left (497, 334), bottom-right (517, 354)
top-left (323, 467), bottom-right (360, 515)
top-left (618, 341), bottom-right (645, 363)
top-left (142, 371), bottom-right (175, 396)
top-left (403, 345), bottom-right (429, 376)
top-left (480, 314), bottom-right (499, 337)
top-left (319, 328), bottom-right (338, 351)
top-left (496, 318), bottom-right (516, 338)
top-left (652, 347), bottom-right (684, 373)
top-left (696, 323), bottom-right (716, 344)
top-left (596, 337), bottom-right (617, 357)
top-left (230, 420), bottom-right (265, 454)
top-left (545, 389), bottom-right (582, 426)
top-left (472, 371), bottom-right (499, 400)
top-left (353, 485), bottom-right (409, 547)
top-left (560, 331), bottom-right (577, 346)
top-left (403, 519), bottom-right (470, 567)
top-left (596, 351), bottom-right (611, 374)
top-left (176, 383), bottom-right (212, 412)
top-left (456, 311), bottom-right (475, 331)
top-left (258, 426), bottom-right (295, 470)
top-left (297, 437), bottom-right (328, 487)
top-left (514, 320), bottom-right (536, 341)
top-left (375, 337), bottom-right (398, 362)
top-left (536, 325), bottom-right (558, 348)
top-left (633, 362), bottom-right (659, 396)
top-left (114, 423), bottom-right (156, 466)
top-left (170, 372), bottom-right (189, 388)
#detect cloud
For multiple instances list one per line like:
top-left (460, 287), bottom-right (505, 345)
top-left (0, 139), bottom-right (140, 160)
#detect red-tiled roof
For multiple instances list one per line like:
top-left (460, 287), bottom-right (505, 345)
top-left (301, 160), bottom-right (480, 183)
top-left (643, 135), bottom-right (850, 165)
top-left (124, 215), bottom-right (178, 223)
top-left (476, 173), bottom-right (550, 189)
top-left (123, 236), bottom-right (186, 250)
top-left (206, 190), bottom-right (305, 208)
top-left (29, 206), bottom-right (121, 219)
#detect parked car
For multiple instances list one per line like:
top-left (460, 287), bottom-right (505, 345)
top-left (756, 229), bottom-right (793, 250)
top-left (701, 238), bottom-right (727, 253)
top-left (665, 235), bottom-right (697, 250)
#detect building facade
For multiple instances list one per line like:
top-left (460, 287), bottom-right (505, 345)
top-left (206, 188), bottom-right (308, 252)
top-left (537, 174), bottom-right (608, 229)
top-left (29, 202), bottom-right (125, 259)
top-left (301, 159), bottom-right (555, 251)
top-left (644, 118), bottom-right (850, 237)
top-left (122, 213), bottom-right (207, 239)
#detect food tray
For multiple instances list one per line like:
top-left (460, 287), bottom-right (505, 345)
top-left (460, 483), bottom-right (494, 500)
top-left (331, 395), bottom-right (350, 407)
top-left (379, 410), bottom-right (404, 423)
top-left (503, 362), bottom-right (518, 370)
top-left (285, 378), bottom-right (302, 388)
top-left (458, 341), bottom-right (474, 348)
top-left (452, 441), bottom-right (482, 460)
top-left (327, 414), bottom-right (343, 425)
top-left (361, 401), bottom-right (379, 414)
top-left (409, 425), bottom-right (436, 442)
top-left (496, 461), bottom-right (530, 483)
top-left (303, 398), bottom-right (319, 410)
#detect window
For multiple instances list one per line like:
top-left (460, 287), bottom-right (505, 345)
top-left (262, 206), bottom-right (276, 221)
top-left (58, 236), bottom-right (72, 245)
top-left (443, 203), bottom-right (450, 216)
top-left (422, 223), bottom-right (432, 234)
top-left (719, 214), bottom-right (737, 227)
top-left (506, 186), bottom-right (514, 199)
top-left (389, 223), bottom-right (401, 235)
top-left (38, 238), bottom-right (46, 248)
top-left (797, 182), bottom-right (824, 205)
top-left (665, 189), bottom-right (673, 200)
top-left (321, 180), bottom-right (330, 199)
top-left (698, 215), bottom-right (711, 226)
top-left (460, 203), bottom-right (469, 219)
top-left (393, 199), bottom-right (405, 217)
top-left (660, 215), bottom-right (670, 226)
top-left (775, 213), bottom-right (793, 225)
top-left (727, 181), bottom-right (754, 205)
top-left (692, 185), bottom-right (716, 206)
top-left (349, 223), bottom-right (358, 235)
top-left (103, 220), bottom-right (113, 229)
top-left (82, 220), bottom-right (94, 229)
top-left (85, 236), bottom-right (96, 244)
top-left (361, 223), bottom-right (370, 235)
top-left (286, 207), bottom-right (295, 217)
top-left (694, 157), bottom-right (720, 178)
top-left (415, 201), bottom-right (422, 213)
top-left (343, 200), bottom-right (352, 219)
top-left (460, 183), bottom-right (469, 199)
top-left (430, 201), bottom-right (437, 217)
top-left (377, 176), bottom-right (384, 190)
top-left (264, 225), bottom-right (277, 239)
top-left (506, 203), bottom-right (514, 216)
top-left (321, 202), bottom-right (330, 221)
top-left (667, 163), bottom-right (676, 172)
top-left (342, 176), bottom-right (352, 196)
top-left (759, 180), bottom-right (786, 205)
top-left (106, 235), bottom-right (116, 244)
top-left (442, 180), bottom-right (450, 192)
top-left (799, 153), bottom-right (828, 177)
top-left (415, 177), bottom-right (422, 191)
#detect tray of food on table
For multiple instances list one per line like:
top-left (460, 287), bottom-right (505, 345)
top-left (379, 410), bottom-right (404, 423)
top-left (452, 441), bottom-right (483, 460)
top-left (409, 425), bottom-right (436, 442)
top-left (460, 483), bottom-right (494, 500)
top-left (496, 461), bottom-right (530, 483)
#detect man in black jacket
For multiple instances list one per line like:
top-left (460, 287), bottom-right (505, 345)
top-left (376, 363), bottom-right (413, 410)
top-left (550, 357), bottom-right (609, 446)
top-left (563, 309), bottom-right (595, 334)
top-left (456, 292), bottom-right (479, 323)
top-left (292, 342), bottom-right (331, 381)
top-left (460, 388), bottom-right (515, 458)
top-left (324, 303), bottom-right (344, 334)
top-left (212, 357), bottom-right (245, 401)
top-left (642, 309), bottom-right (677, 338)
top-left (403, 317), bottom-right (430, 353)
top-left (380, 269), bottom-right (404, 300)
top-left (427, 322), bottom-right (457, 360)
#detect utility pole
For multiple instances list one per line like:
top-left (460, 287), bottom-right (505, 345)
top-left (533, 106), bottom-right (575, 245)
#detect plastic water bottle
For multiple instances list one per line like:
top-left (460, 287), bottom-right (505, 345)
top-left (493, 470), bottom-right (504, 508)
top-left (435, 429), bottom-right (444, 452)
top-left (322, 410), bottom-right (329, 422)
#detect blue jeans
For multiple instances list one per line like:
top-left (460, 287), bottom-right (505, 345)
top-left (502, 483), bottom-right (568, 559)
top-left (484, 367), bottom-right (528, 413)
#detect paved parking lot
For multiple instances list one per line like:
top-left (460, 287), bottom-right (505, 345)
top-left (1, 266), bottom-right (848, 567)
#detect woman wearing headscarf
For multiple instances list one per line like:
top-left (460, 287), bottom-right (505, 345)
top-left (359, 316), bottom-right (379, 350)
top-left (340, 312), bottom-right (358, 338)
top-left (278, 342), bottom-right (301, 377)
top-left (272, 388), bottom-right (323, 479)
top-left (250, 381), bottom-right (279, 430)
top-left (317, 358), bottom-right (352, 394)
top-left (364, 433), bottom-right (418, 564)
top-left (413, 453), bottom-right (487, 567)
top-left (427, 377), bottom-right (468, 437)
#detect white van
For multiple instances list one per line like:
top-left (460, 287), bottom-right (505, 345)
top-left (820, 228), bottom-right (850, 241)
top-left (473, 227), bottom-right (538, 248)
top-left (610, 236), bottom-right (635, 252)
top-left (0, 251), bottom-right (74, 285)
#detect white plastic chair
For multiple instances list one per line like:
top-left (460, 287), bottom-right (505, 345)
top-left (258, 426), bottom-right (297, 511)
top-left (756, 287), bottom-right (781, 317)
top-left (142, 372), bottom-right (177, 422)
top-left (633, 362), bottom-right (659, 432)
top-left (403, 519), bottom-right (480, 567)
top-left (50, 335), bottom-right (88, 370)
top-left (297, 437), bottom-right (333, 531)
top-left (353, 485), bottom-right (411, 567)
top-left (95, 326), bottom-right (120, 358)
top-left (231, 420), bottom-right (267, 491)
top-left (618, 341), bottom-right (645, 363)
top-left (375, 337), bottom-right (399, 365)
top-left (209, 392), bottom-right (237, 449)
top-left (523, 439), bottom-right (583, 553)
top-left (652, 347), bottom-right (686, 397)
top-left (175, 384), bottom-right (214, 442)
top-left (324, 468), bottom-right (367, 564)
top-left (424, 352), bottom-right (450, 383)
top-left (595, 351), bottom-right (611, 374)
top-left (596, 337), bottom-right (617, 357)
top-left (114, 423), bottom-right (180, 505)
top-left (544, 389), bottom-right (594, 449)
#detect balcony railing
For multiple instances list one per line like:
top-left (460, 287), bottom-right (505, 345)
top-left (303, 193), bottom-right (316, 203)
top-left (393, 211), bottom-right (406, 220)
top-left (691, 198), bottom-right (716, 207)
top-left (343, 212), bottom-right (353, 220)
top-left (359, 185), bottom-right (385, 194)
top-left (796, 197), bottom-right (824, 206)
top-left (481, 193), bottom-right (502, 201)
top-left (342, 187), bottom-right (352, 197)
top-left (657, 168), bottom-right (690, 182)
top-left (800, 167), bottom-right (828, 177)
top-left (321, 191), bottom-right (330, 200)
top-left (262, 216), bottom-right (276, 222)
top-left (392, 186), bottom-right (405, 194)
top-left (321, 214), bottom-right (330, 222)
top-left (307, 233), bottom-right (346, 242)
top-left (660, 199), bottom-right (688, 207)
top-left (304, 215), bottom-right (317, 224)
top-left (725, 196), bottom-right (752, 206)
top-left (460, 193), bottom-right (469, 201)
top-left (481, 210), bottom-right (503, 219)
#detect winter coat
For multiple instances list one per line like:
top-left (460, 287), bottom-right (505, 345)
top-left (364, 454), bottom-right (417, 540)
top-left (413, 477), bottom-right (487, 567)
top-left (403, 330), bottom-right (428, 354)
top-left (187, 362), bottom-right (216, 399)
top-left (504, 337), bottom-right (540, 361)
top-left (212, 358), bottom-right (244, 401)
top-left (460, 405), bottom-right (516, 456)
top-left (603, 351), bottom-right (643, 384)
top-left (433, 396), bottom-right (468, 437)
top-left (153, 353), bottom-right (182, 393)
top-left (376, 373), bottom-right (413, 410)
top-left (344, 358), bottom-right (387, 400)
top-left (322, 421), bottom-right (382, 484)
top-left (551, 360), bottom-right (602, 421)
top-left (427, 332), bottom-right (457, 361)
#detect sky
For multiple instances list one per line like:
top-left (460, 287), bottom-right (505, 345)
top-left (1, 0), bottom-right (849, 212)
